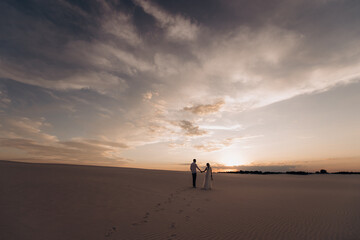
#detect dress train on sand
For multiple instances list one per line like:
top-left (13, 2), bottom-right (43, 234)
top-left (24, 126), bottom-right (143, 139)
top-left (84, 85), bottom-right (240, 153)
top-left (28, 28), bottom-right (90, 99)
top-left (203, 166), bottom-right (212, 190)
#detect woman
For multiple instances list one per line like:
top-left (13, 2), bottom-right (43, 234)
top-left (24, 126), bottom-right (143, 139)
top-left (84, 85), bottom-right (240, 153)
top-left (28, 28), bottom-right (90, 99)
top-left (202, 163), bottom-right (213, 190)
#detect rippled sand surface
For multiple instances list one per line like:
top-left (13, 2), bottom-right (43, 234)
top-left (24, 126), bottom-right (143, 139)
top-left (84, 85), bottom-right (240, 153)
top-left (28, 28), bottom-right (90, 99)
top-left (1, 161), bottom-right (359, 240)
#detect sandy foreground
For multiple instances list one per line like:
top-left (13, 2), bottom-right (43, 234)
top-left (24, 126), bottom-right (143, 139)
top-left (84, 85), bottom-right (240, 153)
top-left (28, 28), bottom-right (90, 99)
top-left (0, 161), bottom-right (359, 240)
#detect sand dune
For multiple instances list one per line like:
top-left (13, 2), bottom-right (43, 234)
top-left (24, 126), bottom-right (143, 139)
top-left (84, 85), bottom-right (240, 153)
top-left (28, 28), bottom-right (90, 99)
top-left (1, 161), bottom-right (359, 240)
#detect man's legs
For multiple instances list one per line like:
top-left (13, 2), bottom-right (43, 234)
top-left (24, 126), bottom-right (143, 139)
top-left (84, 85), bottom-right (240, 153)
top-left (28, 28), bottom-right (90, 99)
top-left (192, 173), bottom-right (197, 188)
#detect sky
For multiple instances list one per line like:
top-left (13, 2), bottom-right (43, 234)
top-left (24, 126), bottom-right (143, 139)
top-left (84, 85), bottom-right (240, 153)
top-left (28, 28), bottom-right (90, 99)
top-left (0, 0), bottom-right (359, 172)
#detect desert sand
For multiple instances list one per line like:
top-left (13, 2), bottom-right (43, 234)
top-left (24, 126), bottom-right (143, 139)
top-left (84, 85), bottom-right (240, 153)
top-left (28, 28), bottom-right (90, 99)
top-left (1, 161), bottom-right (359, 240)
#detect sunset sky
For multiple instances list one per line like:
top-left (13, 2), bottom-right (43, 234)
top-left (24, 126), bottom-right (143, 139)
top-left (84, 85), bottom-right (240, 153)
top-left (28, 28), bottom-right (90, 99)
top-left (1, 0), bottom-right (359, 172)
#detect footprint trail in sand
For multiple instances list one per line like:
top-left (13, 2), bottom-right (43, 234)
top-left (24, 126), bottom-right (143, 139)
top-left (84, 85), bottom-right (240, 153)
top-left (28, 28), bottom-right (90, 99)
top-left (106, 187), bottom-right (212, 239)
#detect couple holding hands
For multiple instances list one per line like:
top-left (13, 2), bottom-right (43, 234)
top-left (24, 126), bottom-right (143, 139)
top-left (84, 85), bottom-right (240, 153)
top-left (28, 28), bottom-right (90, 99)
top-left (190, 159), bottom-right (213, 190)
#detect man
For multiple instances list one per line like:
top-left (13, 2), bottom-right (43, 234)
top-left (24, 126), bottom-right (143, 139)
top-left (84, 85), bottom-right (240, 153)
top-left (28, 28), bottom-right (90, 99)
top-left (190, 159), bottom-right (202, 188)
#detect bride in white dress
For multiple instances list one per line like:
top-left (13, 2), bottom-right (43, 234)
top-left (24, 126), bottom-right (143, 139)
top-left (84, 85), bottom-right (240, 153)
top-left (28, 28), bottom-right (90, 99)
top-left (202, 163), bottom-right (213, 190)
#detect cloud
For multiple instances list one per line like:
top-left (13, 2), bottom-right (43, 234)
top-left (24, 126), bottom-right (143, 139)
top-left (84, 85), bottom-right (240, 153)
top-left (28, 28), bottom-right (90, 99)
top-left (0, 116), bottom-right (130, 165)
top-left (288, 157), bottom-right (360, 172)
top-left (60, 139), bottom-right (128, 152)
top-left (100, 2), bottom-right (142, 46)
top-left (199, 124), bottom-right (243, 131)
top-left (0, 117), bottom-right (56, 142)
top-left (176, 162), bottom-right (297, 172)
top-left (177, 120), bottom-right (207, 136)
top-left (0, 1), bottom-right (149, 96)
top-left (168, 142), bottom-right (186, 149)
top-left (84, 139), bottom-right (128, 149)
top-left (0, 84), bottom-right (11, 111)
top-left (183, 99), bottom-right (225, 115)
top-left (193, 135), bottom-right (263, 152)
top-left (193, 137), bottom-right (239, 152)
top-left (133, 0), bottom-right (199, 41)
top-left (2, 0), bottom-right (359, 108)
top-left (0, 138), bottom-right (131, 165)
top-left (211, 163), bottom-right (297, 172)
top-left (1, 0), bottom-right (360, 168)
top-left (211, 156), bottom-right (360, 172)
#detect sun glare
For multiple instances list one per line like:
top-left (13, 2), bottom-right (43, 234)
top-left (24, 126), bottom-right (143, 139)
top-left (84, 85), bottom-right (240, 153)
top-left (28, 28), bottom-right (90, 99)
top-left (220, 152), bottom-right (248, 167)
top-left (222, 158), bottom-right (243, 166)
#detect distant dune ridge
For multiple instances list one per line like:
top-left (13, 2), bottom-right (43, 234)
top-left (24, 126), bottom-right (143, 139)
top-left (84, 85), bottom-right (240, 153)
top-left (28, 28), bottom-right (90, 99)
top-left (1, 161), bottom-right (360, 240)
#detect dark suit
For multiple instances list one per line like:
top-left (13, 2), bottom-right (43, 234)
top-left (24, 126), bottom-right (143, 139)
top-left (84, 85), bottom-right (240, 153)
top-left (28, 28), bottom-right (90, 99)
top-left (190, 162), bottom-right (199, 188)
top-left (192, 173), bottom-right (197, 187)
